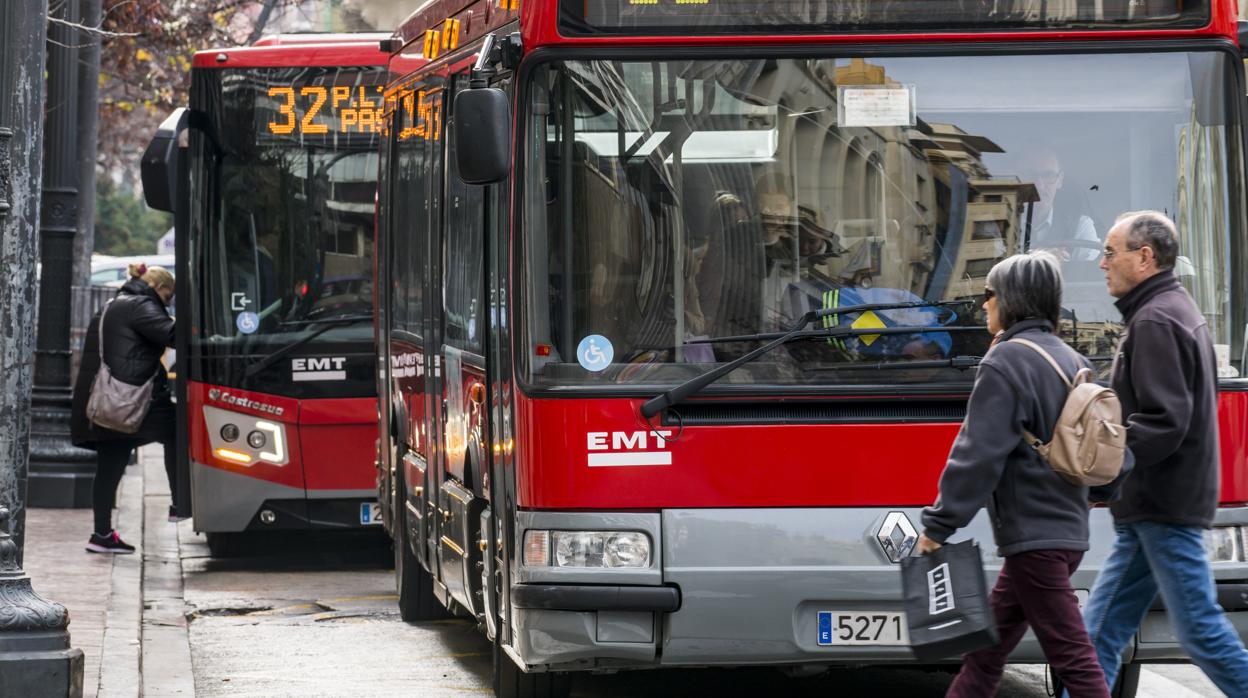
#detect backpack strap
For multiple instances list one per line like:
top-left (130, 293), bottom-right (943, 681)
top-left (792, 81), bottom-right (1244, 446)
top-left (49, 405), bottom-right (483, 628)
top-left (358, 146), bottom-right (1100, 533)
top-left (98, 300), bottom-right (112, 365)
top-left (1007, 337), bottom-right (1071, 451)
top-left (1008, 338), bottom-right (1072, 389)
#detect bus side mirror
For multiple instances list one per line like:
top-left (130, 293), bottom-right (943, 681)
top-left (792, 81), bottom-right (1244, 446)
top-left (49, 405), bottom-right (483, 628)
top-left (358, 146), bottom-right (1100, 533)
top-left (141, 107), bottom-right (191, 213)
top-left (454, 88), bottom-right (511, 185)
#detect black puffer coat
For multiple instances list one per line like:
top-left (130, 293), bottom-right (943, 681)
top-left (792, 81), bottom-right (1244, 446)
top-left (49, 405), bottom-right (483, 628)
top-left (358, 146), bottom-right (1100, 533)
top-left (70, 277), bottom-right (176, 447)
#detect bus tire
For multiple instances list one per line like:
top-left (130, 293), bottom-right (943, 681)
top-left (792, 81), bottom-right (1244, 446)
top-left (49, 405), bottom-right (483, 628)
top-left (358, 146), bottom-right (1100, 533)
top-left (1049, 661), bottom-right (1139, 698)
top-left (395, 469), bottom-right (449, 622)
top-left (492, 635), bottom-right (570, 698)
top-left (205, 531), bottom-right (246, 558)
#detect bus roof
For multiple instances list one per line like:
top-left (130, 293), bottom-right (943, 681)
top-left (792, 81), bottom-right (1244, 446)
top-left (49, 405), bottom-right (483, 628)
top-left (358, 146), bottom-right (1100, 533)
top-left (193, 36), bottom-right (389, 70)
top-left (251, 32), bottom-right (388, 47)
top-left (392, 0), bottom-right (1238, 57)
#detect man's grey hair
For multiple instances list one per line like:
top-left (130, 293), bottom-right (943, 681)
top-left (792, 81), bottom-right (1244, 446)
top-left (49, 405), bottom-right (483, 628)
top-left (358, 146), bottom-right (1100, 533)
top-left (1114, 210), bottom-right (1179, 271)
top-left (986, 251), bottom-right (1063, 329)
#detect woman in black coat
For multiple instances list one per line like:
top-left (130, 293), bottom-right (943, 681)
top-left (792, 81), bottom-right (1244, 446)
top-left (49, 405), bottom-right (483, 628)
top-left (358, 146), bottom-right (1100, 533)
top-left (71, 264), bottom-right (176, 553)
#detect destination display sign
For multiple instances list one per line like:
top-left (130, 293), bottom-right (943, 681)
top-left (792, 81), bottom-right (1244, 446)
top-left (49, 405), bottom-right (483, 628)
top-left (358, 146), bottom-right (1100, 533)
top-left (563, 0), bottom-right (1204, 34)
top-left (251, 66), bottom-right (387, 144)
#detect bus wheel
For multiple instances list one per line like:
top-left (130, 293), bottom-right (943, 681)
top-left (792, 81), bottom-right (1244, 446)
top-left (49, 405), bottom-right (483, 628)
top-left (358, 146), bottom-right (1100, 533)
top-left (492, 635), bottom-right (570, 698)
top-left (1049, 662), bottom-right (1139, 698)
top-left (395, 471), bottom-right (449, 622)
top-left (205, 532), bottom-right (246, 558)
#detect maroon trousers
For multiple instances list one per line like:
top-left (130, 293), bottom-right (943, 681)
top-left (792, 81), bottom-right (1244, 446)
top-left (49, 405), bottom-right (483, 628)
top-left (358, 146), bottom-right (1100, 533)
top-left (945, 549), bottom-right (1109, 698)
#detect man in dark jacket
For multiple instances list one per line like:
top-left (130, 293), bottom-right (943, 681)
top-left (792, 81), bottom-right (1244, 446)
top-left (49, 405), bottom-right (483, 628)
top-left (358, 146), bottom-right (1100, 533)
top-left (71, 269), bottom-right (177, 553)
top-left (1079, 211), bottom-right (1248, 694)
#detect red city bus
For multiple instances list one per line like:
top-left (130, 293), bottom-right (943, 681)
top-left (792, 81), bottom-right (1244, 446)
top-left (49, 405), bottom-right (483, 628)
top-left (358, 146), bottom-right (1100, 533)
top-left (374, 2), bottom-right (1248, 696)
top-left (141, 35), bottom-right (388, 556)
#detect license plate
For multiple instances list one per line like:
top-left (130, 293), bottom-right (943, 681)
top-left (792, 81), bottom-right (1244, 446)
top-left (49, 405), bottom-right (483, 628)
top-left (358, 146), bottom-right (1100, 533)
top-left (360, 502), bottom-right (382, 525)
top-left (817, 611), bottom-right (909, 646)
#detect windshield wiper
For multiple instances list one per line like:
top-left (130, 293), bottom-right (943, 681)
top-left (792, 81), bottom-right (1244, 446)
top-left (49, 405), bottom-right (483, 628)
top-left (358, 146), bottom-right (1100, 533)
top-left (639, 300), bottom-right (975, 419)
top-left (808, 355), bottom-right (983, 372)
top-left (245, 314), bottom-right (370, 378)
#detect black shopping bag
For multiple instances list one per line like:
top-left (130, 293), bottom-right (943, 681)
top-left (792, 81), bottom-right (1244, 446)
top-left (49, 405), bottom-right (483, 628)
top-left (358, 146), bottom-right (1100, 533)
top-left (900, 539), bottom-right (999, 661)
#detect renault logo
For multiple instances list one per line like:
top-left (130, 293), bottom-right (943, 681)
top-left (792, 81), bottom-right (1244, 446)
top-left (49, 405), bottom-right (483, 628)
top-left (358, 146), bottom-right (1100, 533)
top-left (876, 511), bottom-right (918, 564)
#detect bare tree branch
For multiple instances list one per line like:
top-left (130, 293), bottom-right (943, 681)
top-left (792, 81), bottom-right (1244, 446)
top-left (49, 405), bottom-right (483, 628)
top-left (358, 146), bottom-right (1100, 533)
top-left (47, 15), bottom-right (141, 39)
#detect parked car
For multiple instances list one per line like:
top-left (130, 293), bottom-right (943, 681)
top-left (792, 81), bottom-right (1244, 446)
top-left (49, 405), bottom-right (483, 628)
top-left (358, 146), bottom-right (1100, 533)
top-left (90, 254), bottom-right (175, 288)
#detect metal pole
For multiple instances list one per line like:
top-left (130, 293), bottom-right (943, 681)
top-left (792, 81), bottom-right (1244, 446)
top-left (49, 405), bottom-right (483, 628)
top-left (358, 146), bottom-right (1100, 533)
top-left (71, 0), bottom-right (102, 383)
top-left (0, 0), bottom-right (86, 693)
top-left (28, 0), bottom-right (98, 507)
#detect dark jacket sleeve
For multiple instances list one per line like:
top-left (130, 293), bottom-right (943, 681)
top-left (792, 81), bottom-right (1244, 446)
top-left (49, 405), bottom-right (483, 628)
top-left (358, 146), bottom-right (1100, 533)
top-left (922, 363), bottom-right (1023, 543)
top-left (1124, 319), bottom-right (1193, 470)
top-left (1088, 446), bottom-right (1134, 503)
top-left (131, 298), bottom-right (175, 349)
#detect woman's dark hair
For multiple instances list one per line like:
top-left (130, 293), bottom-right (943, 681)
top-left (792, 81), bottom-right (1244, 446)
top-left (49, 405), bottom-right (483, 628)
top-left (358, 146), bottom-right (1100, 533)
top-left (986, 251), bottom-right (1063, 329)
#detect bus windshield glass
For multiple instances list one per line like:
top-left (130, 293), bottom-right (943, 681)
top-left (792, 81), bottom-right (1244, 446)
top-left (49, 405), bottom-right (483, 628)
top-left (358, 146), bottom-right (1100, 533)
top-left (520, 51), bottom-right (1245, 390)
top-left (191, 64), bottom-right (384, 351)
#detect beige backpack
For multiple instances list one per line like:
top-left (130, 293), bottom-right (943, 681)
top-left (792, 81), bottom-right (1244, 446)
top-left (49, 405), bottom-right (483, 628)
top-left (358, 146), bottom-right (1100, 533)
top-left (1008, 338), bottom-right (1127, 487)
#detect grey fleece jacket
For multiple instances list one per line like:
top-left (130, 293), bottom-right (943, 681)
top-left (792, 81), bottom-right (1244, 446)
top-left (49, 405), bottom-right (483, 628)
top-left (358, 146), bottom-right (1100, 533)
top-left (922, 320), bottom-right (1126, 557)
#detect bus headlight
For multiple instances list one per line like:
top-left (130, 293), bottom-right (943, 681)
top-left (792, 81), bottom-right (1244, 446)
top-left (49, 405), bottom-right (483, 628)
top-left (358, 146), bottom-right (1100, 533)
top-left (1204, 526), bottom-right (1241, 563)
top-left (522, 530), bottom-right (652, 569)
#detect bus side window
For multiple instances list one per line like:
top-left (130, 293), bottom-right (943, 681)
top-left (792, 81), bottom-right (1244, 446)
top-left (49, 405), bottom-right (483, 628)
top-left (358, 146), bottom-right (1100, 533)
top-left (445, 100), bottom-right (486, 353)
top-left (393, 84), bottom-right (429, 338)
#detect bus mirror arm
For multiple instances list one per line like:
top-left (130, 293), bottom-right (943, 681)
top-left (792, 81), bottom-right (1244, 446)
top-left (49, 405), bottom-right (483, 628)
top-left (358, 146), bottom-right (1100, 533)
top-left (469, 34), bottom-right (499, 89)
top-left (1239, 21), bottom-right (1248, 58)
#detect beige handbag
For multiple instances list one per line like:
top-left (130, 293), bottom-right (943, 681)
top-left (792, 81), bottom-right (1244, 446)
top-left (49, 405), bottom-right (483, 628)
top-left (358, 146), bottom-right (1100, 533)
top-left (1010, 338), bottom-right (1127, 487)
top-left (86, 301), bottom-right (155, 434)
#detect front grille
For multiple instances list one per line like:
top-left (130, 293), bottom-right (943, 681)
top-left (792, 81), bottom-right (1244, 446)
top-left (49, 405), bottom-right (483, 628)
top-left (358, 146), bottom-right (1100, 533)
top-left (662, 399), bottom-right (967, 426)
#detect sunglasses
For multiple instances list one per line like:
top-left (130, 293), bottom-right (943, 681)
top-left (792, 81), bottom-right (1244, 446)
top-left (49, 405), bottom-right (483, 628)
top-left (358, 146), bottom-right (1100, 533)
top-left (983, 287), bottom-right (996, 301)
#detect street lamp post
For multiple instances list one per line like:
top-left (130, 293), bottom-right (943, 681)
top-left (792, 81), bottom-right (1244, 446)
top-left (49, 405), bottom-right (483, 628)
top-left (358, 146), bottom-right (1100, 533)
top-left (27, 0), bottom-right (99, 507)
top-left (0, 1), bottom-right (87, 694)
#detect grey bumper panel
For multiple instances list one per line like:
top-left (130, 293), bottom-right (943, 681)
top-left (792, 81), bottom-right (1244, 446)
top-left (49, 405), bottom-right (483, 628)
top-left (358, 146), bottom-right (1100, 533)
top-left (511, 584), bottom-right (680, 612)
top-left (1148, 583), bottom-right (1248, 612)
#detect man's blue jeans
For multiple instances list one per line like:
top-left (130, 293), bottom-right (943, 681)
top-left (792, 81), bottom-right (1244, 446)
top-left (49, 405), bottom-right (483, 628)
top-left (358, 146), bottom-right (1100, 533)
top-left (1081, 521), bottom-right (1248, 695)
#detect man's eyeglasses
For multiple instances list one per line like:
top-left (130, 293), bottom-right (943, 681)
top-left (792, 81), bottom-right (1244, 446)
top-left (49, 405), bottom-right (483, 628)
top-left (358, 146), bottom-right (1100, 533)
top-left (983, 287), bottom-right (996, 301)
top-left (1102, 245), bottom-right (1141, 261)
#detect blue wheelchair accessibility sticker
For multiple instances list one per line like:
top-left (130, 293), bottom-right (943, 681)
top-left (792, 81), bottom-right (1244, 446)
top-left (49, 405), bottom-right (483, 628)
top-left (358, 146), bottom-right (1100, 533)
top-left (577, 335), bottom-right (613, 372)
top-left (236, 311), bottom-right (259, 335)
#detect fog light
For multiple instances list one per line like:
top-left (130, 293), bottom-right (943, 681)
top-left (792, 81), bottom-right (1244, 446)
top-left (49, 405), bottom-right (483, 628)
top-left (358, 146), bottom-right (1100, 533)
top-left (523, 530), bottom-right (549, 566)
top-left (220, 424), bottom-right (240, 442)
top-left (1205, 526), bottom-right (1240, 562)
top-left (247, 430), bottom-right (266, 449)
top-left (259, 509), bottom-right (276, 525)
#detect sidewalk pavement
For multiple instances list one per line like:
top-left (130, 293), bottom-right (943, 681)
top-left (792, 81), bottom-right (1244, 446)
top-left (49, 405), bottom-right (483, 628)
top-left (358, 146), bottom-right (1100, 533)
top-left (23, 445), bottom-right (190, 697)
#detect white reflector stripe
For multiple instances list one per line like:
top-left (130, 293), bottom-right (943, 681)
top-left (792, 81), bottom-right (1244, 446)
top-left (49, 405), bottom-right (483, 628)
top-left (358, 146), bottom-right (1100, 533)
top-left (292, 370), bottom-right (346, 381)
top-left (587, 452), bottom-right (672, 467)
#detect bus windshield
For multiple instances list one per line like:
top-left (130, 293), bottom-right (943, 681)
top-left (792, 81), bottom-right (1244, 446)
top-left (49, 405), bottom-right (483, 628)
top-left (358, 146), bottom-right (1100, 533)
top-left (191, 64), bottom-right (384, 351)
top-left (520, 51), bottom-right (1246, 390)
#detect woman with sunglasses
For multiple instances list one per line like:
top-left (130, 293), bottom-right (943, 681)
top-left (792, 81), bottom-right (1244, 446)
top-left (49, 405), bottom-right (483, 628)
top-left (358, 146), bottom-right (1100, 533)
top-left (916, 251), bottom-right (1125, 697)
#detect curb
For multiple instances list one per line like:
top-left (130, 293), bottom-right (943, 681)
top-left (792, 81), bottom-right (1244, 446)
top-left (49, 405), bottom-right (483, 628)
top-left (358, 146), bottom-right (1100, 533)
top-left (138, 446), bottom-right (195, 696)
top-left (97, 461), bottom-right (143, 697)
